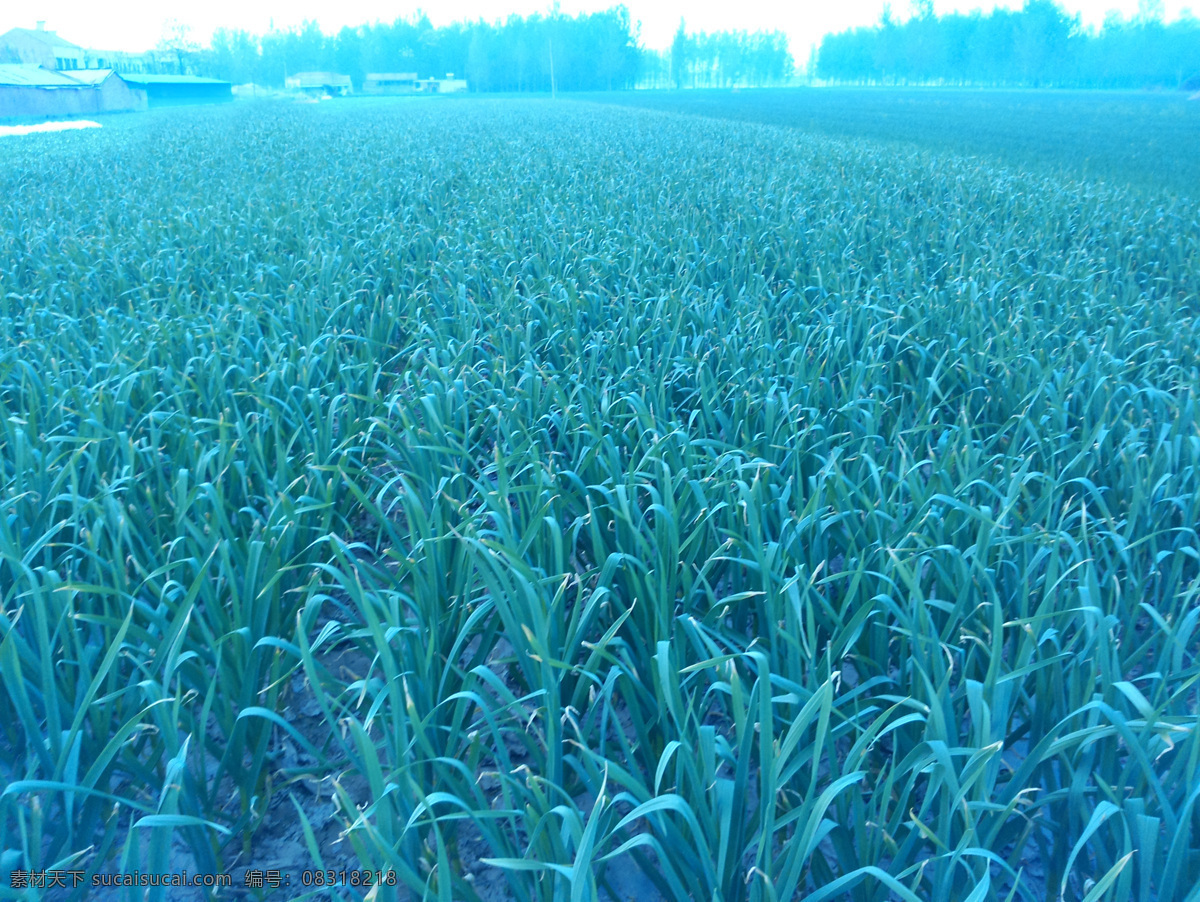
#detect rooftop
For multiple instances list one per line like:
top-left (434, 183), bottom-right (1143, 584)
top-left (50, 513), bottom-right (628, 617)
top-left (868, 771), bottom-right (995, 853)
top-left (119, 74), bottom-right (230, 86)
top-left (65, 68), bottom-right (117, 85)
top-left (0, 64), bottom-right (88, 87)
top-left (1, 27), bottom-right (83, 52)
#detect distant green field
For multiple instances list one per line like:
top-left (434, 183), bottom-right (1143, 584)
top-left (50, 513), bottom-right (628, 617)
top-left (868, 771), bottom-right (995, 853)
top-left (590, 87), bottom-right (1200, 198)
top-left (1, 98), bottom-right (1199, 901)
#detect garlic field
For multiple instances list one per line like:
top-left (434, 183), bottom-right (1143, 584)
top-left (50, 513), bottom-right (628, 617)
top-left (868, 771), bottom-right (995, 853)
top-left (1, 98), bottom-right (1198, 902)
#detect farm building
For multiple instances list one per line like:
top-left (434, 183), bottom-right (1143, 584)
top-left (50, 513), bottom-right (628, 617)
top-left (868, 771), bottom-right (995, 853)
top-left (0, 23), bottom-right (86, 71)
top-left (0, 65), bottom-right (146, 119)
top-left (120, 74), bottom-right (233, 107)
top-left (286, 72), bottom-right (352, 97)
top-left (363, 73), bottom-right (419, 94)
top-left (86, 49), bottom-right (173, 75)
top-left (60, 69), bottom-right (147, 111)
top-left (420, 77), bottom-right (468, 94)
top-left (362, 73), bottom-right (468, 95)
top-left (0, 24), bottom-right (171, 74)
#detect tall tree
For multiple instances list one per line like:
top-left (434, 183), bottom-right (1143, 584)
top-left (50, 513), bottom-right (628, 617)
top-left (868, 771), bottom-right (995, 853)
top-left (466, 29), bottom-right (491, 91)
top-left (817, 0), bottom-right (1199, 88)
top-left (671, 20), bottom-right (690, 89)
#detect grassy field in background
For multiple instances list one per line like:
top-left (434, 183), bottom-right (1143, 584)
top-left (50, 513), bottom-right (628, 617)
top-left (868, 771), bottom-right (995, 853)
top-left (589, 87), bottom-right (1200, 198)
top-left (1, 96), bottom-right (1199, 901)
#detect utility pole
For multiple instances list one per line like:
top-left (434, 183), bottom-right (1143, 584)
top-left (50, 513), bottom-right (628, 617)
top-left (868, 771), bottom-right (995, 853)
top-left (549, 38), bottom-right (557, 99)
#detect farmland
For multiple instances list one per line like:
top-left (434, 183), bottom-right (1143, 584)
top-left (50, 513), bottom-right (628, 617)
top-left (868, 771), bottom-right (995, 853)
top-left (593, 87), bottom-right (1200, 198)
top-left (1, 96), bottom-right (1199, 901)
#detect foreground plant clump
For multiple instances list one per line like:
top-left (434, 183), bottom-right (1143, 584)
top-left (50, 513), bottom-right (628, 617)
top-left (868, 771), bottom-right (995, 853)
top-left (1, 99), bottom-right (1198, 901)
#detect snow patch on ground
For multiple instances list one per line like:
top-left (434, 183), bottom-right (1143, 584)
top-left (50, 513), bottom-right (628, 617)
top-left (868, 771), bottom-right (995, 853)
top-left (0, 119), bottom-right (102, 137)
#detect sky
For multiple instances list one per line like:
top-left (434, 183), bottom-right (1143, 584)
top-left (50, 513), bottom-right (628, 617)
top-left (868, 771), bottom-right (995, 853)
top-left (2, 0), bottom-right (1195, 60)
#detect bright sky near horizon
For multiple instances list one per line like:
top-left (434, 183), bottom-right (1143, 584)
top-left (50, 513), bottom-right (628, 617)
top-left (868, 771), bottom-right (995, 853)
top-left (2, 0), bottom-right (1195, 60)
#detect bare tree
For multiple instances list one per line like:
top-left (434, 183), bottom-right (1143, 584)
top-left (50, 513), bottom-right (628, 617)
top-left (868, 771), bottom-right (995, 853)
top-left (158, 19), bottom-right (199, 75)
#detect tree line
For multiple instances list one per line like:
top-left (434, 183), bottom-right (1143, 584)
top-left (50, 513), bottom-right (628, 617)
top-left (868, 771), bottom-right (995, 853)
top-left (635, 25), bottom-right (793, 89)
top-left (817, 0), bottom-right (1200, 89)
top-left (193, 8), bottom-right (791, 91)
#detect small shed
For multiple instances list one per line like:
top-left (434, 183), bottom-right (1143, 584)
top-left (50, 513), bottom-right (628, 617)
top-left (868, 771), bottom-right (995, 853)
top-left (363, 73), bottom-right (419, 94)
top-left (0, 64), bottom-right (146, 119)
top-left (419, 77), bottom-right (468, 94)
top-left (120, 74), bottom-right (233, 107)
top-left (286, 72), bottom-right (352, 97)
